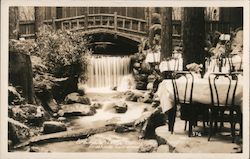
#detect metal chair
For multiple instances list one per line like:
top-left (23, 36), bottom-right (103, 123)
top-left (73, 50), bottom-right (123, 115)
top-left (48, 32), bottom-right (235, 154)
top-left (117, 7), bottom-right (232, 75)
top-left (171, 71), bottom-right (208, 137)
top-left (208, 72), bottom-right (242, 142)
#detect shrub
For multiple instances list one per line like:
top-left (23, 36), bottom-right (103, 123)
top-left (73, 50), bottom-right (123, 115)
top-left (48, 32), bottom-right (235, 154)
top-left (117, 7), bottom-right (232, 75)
top-left (35, 25), bottom-right (92, 82)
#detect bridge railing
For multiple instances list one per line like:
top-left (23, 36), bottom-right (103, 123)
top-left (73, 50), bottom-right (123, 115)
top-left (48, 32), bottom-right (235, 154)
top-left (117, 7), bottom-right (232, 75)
top-left (19, 12), bottom-right (148, 38)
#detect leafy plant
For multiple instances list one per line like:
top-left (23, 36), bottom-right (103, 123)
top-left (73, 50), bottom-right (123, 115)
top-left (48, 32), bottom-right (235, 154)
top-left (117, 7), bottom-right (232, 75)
top-left (34, 25), bottom-right (92, 82)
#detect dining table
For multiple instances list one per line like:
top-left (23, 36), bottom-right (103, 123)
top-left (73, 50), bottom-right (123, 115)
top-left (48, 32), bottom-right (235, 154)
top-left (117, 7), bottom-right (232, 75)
top-left (156, 75), bottom-right (243, 113)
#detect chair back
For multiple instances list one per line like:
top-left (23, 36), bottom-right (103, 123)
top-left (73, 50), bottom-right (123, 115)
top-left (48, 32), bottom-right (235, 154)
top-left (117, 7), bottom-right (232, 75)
top-left (172, 71), bottom-right (194, 106)
top-left (208, 72), bottom-right (239, 107)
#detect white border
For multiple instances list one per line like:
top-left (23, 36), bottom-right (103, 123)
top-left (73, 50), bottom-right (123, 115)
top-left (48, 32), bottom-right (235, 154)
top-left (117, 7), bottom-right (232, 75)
top-left (1, 0), bottom-right (249, 159)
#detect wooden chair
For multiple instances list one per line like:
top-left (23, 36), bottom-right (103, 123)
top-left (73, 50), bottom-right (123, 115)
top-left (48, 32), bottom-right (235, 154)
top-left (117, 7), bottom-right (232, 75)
top-left (208, 72), bottom-right (242, 142)
top-left (171, 71), bottom-right (208, 137)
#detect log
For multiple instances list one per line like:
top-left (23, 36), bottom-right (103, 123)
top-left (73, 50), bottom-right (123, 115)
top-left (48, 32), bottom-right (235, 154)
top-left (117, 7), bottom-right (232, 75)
top-left (14, 124), bottom-right (121, 148)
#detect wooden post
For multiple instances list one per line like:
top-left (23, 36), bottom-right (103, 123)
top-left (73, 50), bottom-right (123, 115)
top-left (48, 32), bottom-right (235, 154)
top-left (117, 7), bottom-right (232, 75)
top-left (76, 19), bottom-right (79, 29)
top-left (160, 7), bottom-right (172, 61)
top-left (114, 12), bottom-right (117, 31)
top-left (34, 7), bottom-right (45, 39)
top-left (69, 21), bottom-right (72, 29)
top-left (182, 7), bottom-right (205, 69)
top-left (61, 21), bottom-right (64, 30)
top-left (84, 11), bottom-right (88, 30)
top-left (9, 7), bottom-right (20, 39)
top-left (130, 20), bottom-right (133, 30)
top-left (52, 17), bottom-right (56, 29)
top-left (122, 19), bottom-right (125, 29)
top-left (138, 21), bottom-right (141, 32)
top-left (100, 15), bottom-right (103, 26)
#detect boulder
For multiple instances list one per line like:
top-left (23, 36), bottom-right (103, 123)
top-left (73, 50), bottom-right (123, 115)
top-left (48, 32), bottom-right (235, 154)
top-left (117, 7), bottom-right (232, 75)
top-left (146, 82), bottom-right (154, 90)
top-left (60, 103), bottom-right (96, 117)
top-left (43, 121), bottom-right (67, 134)
top-left (143, 92), bottom-right (153, 103)
top-left (124, 90), bottom-right (144, 102)
top-left (64, 92), bottom-right (91, 105)
top-left (115, 125), bottom-right (136, 133)
top-left (57, 117), bottom-right (67, 122)
top-left (91, 102), bottom-right (103, 109)
top-left (138, 140), bottom-right (158, 153)
top-left (114, 102), bottom-right (128, 113)
top-left (8, 86), bottom-right (24, 105)
top-left (133, 62), bottom-right (141, 68)
top-left (10, 104), bottom-right (46, 126)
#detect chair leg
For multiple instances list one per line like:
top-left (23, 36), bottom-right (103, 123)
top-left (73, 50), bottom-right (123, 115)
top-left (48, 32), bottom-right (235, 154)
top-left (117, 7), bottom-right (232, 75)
top-left (184, 121), bottom-right (187, 131)
top-left (208, 109), bottom-right (213, 141)
top-left (188, 121), bottom-right (193, 137)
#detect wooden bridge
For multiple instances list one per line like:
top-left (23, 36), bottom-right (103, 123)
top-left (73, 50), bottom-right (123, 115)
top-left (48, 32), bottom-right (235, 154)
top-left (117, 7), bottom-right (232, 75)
top-left (19, 12), bottom-right (148, 42)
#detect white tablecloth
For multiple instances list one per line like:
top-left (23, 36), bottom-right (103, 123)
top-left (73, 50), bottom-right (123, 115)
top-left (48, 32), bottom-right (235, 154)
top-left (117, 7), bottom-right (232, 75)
top-left (156, 78), bottom-right (243, 113)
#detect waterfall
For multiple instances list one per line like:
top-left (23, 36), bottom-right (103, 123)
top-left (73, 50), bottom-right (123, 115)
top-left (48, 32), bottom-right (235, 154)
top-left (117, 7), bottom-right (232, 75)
top-left (87, 55), bottom-right (131, 89)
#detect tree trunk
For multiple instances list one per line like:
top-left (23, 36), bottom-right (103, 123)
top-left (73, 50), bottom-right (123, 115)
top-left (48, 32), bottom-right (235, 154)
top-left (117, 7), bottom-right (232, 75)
top-left (160, 7), bottom-right (172, 61)
top-left (34, 7), bottom-right (45, 39)
top-left (9, 7), bottom-right (19, 40)
top-left (182, 7), bottom-right (205, 68)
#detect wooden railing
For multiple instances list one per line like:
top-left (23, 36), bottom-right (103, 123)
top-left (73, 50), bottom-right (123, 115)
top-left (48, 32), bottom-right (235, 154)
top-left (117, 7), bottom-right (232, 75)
top-left (19, 12), bottom-right (148, 39)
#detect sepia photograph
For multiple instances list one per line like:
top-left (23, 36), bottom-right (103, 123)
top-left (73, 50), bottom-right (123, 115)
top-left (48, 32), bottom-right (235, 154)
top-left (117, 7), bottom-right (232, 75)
top-left (1, 0), bottom-right (249, 159)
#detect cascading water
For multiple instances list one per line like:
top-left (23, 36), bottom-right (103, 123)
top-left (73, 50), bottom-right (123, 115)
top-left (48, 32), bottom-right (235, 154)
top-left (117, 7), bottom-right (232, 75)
top-left (86, 55), bottom-right (132, 89)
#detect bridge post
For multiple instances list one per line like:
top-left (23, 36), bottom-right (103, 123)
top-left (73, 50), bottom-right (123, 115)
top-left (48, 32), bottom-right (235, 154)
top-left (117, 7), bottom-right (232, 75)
top-left (84, 11), bottom-right (88, 30)
top-left (114, 12), bottom-right (117, 31)
top-left (52, 17), bottom-right (56, 29)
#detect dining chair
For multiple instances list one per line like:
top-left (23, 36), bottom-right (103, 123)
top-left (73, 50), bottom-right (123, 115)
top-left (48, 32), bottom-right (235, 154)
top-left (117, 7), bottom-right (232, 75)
top-left (208, 72), bottom-right (242, 142)
top-left (171, 71), bottom-right (208, 137)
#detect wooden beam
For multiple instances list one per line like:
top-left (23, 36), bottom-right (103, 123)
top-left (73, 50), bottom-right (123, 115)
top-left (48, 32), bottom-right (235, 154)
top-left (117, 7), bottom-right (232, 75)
top-left (182, 7), bottom-right (205, 68)
top-left (160, 7), bottom-right (173, 61)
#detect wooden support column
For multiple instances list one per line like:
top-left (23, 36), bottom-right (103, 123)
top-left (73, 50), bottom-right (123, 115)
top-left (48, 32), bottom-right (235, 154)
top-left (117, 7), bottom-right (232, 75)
top-left (114, 12), bottom-right (117, 31)
top-left (34, 7), bottom-right (45, 39)
top-left (9, 7), bottom-right (19, 39)
top-left (160, 7), bottom-right (172, 61)
top-left (52, 17), bottom-right (56, 29)
top-left (182, 7), bottom-right (205, 68)
top-left (84, 11), bottom-right (88, 30)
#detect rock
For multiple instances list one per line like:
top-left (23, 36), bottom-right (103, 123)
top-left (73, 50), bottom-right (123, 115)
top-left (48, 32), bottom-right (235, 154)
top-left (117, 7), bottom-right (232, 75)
top-left (136, 81), bottom-right (147, 90)
top-left (111, 86), bottom-right (117, 91)
top-left (77, 84), bottom-right (86, 96)
top-left (58, 109), bottom-right (65, 117)
top-left (146, 82), bottom-right (154, 90)
top-left (9, 51), bottom-right (35, 104)
top-left (64, 92), bottom-right (79, 104)
top-left (43, 121), bottom-right (67, 134)
top-left (140, 62), bottom-right (152, 74)
top-left (29, 146), bottom-right (50, 152)
top-left (8, 121), bottom-right (30, 145)
top-left (91, 103), bottom-right (103, 109)
top-left (58, 117), bottom-right (66, 122)
top-left (77, 96), bottom-right (92, 105)
top-left (125, 91), bottom-right (139, 102)
top-left (60, 103), bottom-right (96, 116)
top-left (156, 145), bottom-right (170, 153)
top-left (114, 102), bottom-right (128, 113)
top-left (143, 92), bottom-right (153, 103)
top-left (138, 140), bottom-right (158, 153)
top-left (10, 104), bottom-right (45, 126)
top-left (8, 86), bottom-right (24, 105)
top-left (51, 76), bottom-right (78, 103)
top-left (133, 62), bottom-right (141, 68)
top-left (115, 125), bottom-right (136, 133)
top-left (64, 92), bottom-right (91, 105)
